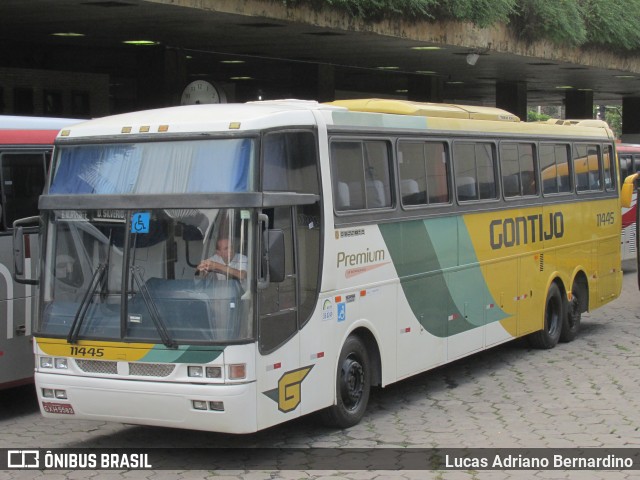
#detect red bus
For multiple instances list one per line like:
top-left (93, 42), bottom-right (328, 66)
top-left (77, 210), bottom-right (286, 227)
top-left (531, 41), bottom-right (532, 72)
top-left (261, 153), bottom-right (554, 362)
top-left (617, 143), bottom-right (640, 268)
top-left (1, 116), bottom-right (80, 389)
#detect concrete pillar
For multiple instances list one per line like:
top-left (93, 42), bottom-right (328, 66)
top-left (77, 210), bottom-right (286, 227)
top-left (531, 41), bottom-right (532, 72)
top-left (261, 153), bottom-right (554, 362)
top-left (135, 46), bottom-right (165, 111)
top-left (408, 75), bottom-right (443, 102)
top-left (496, 81), bottom-right (527, 121)
top-left (164, 48), bottom-right (188, 107)
top-left (565, 90), bottom-right (593, 119)
top-left (293, 63), bottom-right (335, 102)
top-left (134, 46), bottom-right (188, 110)
top-left (622, 97), bottom-right (640, 143)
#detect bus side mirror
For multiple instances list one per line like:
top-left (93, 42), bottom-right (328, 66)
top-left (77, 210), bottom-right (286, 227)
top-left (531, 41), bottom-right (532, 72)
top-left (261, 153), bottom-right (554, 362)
top-left (621, 173), bottom-right (640, 208)
top-left (12, 216), bottom-right (40, 285)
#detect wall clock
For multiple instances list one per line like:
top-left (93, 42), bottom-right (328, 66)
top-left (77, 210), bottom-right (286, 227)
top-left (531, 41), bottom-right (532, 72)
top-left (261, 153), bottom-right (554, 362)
top-left (180, 80), bottom-right (225, 105)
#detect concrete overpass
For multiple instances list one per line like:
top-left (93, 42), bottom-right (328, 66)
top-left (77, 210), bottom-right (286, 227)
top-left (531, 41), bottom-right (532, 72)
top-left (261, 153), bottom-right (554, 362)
top-left (2, 0), bottom-right (640, 138)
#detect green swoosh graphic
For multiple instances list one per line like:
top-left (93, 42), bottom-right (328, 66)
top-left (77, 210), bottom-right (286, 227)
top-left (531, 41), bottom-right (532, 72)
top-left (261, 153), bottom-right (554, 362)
top-left (379, 217), bottom-right (508, 337)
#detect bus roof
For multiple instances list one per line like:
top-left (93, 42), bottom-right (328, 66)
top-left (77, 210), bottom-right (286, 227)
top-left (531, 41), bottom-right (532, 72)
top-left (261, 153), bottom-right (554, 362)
top-left (328, 99), bottom-right (614, 139)
top-left (53, 99), bottom-right (614, 141)
top-left (0, 116), bottom-right (83, 146)
top-left (327, 98), bottom-right (520, 122)
top-left (0, 115), bottom-right (82, 130)
top-left (55, 102), bottom-right (337, 139)
top-left (616, 143), bottom-right (640, 153)
top-left (0, 129), bottom-right (60, 145)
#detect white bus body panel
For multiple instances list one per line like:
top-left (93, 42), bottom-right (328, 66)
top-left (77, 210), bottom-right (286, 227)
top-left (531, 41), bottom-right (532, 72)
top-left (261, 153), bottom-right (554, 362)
top-left (36, 372), bottom-right (258, 433)
top-left (35, 343), bottom-right (260, 433)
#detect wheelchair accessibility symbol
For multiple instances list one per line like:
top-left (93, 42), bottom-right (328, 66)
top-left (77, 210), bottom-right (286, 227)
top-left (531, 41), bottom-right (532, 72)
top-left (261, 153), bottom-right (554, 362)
top-left (131, 212), bottom-right (150, 233)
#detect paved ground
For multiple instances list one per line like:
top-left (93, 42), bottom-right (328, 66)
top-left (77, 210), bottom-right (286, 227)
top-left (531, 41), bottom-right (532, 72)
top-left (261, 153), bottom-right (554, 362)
top-left (1, 272), bottom-right (640, 480)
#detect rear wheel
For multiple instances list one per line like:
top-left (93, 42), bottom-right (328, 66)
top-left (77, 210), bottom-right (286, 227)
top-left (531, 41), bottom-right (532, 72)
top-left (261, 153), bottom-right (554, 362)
top-left (528, 282), bottom-right (563, 349)
top-left (322, 335), bottom-right (371, 428)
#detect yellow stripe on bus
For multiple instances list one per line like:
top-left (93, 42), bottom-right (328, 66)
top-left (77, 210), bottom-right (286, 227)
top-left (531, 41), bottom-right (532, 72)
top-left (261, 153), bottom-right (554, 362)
top-left (36, 337), bottom-right (156, 361)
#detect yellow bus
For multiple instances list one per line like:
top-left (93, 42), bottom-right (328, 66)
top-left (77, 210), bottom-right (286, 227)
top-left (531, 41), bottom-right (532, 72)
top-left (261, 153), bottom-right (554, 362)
top-left (14, 99), bottom-right (621, 432)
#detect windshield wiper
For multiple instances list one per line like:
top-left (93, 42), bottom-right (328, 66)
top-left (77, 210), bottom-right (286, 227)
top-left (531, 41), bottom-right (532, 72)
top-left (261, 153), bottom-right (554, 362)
top-left (67, 263), bottom-right (107, 344)
top-left (130, 266), bottom-right (178, 349)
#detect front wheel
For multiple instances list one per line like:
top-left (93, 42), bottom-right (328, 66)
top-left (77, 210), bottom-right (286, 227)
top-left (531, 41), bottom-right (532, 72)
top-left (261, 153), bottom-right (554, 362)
top-left (528, 282), bottom-right (563, 349)
top-left (322, 335), bottom-right (371, 428)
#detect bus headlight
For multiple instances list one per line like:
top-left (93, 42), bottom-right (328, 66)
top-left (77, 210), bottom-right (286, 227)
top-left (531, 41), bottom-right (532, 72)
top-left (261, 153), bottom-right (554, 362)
top-left (55, 358), bottom-right (68, 369)
top-left (187, 366), bottom-right (203, 378)
top-left (40, 357), bottom-right (54, 369)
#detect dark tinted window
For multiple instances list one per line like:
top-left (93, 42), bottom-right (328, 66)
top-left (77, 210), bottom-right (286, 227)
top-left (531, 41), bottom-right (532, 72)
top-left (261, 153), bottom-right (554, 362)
top-left (398, 140), bottom-right (450, 206)
top-left (331, 140), bottom-right (392, 211)
top-left (454, 142), bottom-right (497, 202)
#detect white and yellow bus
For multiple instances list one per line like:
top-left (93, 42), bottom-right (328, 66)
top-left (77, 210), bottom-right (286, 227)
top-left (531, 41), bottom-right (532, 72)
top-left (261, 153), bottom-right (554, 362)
top-left (15, 99), bottom-right (622, 433)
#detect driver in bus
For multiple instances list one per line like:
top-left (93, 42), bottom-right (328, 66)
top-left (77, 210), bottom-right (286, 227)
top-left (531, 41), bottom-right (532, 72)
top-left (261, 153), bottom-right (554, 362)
top-left (197, 237), bottom-right (247, 285)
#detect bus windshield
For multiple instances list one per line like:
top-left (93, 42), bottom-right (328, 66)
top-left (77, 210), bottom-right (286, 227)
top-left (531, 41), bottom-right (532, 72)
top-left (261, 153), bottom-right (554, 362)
top-left (39, 207), bottom-right (254, 345)
top-left (50, 138), bottom-right (255, 194)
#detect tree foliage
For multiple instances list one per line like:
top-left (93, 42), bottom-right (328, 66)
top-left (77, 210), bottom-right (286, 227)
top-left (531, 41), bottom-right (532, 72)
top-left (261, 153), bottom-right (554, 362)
top-left (280, 0), bottom-right (640, 50)
top-left (430, 0), bottom-right (515, 27)
top-left (512, 0), bottom-right (586, 46)
top-left (582, 0), bottom-right (640, 50)
top-left (527, 110), bottom-right (551, 122)
top-left (282, 0), bottom-right (437, 19)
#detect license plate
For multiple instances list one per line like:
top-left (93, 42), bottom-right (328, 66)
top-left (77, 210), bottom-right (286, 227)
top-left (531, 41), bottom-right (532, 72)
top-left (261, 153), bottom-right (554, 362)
top-left (42, 402), bottom-right (75, 415)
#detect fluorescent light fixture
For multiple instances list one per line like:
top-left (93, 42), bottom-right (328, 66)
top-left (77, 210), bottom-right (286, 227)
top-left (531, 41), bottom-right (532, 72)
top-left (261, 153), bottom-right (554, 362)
top-left (230, 76), bottom-right (253, 80)
top-left (555, 85), bottom-right (574, 89)
top-left (416, 70), bottom-right (437, 75)
top-left (51, 32), bottom-right (85, 37)
top-left (615, 75), bottom-right (635, 79)
top-left (411, 46), bottom-right (443, 50)
top-left (376, 66), bottom-right (399, 70)
top-left (221, 60), bottom-right (246, 64)
top-left (122, 40), bottom-right (159, 46)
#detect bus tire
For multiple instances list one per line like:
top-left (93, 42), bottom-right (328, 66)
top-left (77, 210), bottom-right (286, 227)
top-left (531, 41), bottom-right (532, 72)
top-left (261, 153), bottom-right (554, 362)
top-left (528, 282), bottom-right (563, 349)
top-left (560, 291), bottom-right (581, 343)
top-left (323, 335), bottom-right (371, 429)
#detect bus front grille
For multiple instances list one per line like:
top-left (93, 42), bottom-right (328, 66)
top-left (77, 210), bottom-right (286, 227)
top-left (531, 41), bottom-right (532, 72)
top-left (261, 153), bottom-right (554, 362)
top-left (74, 359), bottom-right (175, 377)
top-left (76, 359), bottom-right (118, 375)
top-left (129, 363), bottom-right (175, 377)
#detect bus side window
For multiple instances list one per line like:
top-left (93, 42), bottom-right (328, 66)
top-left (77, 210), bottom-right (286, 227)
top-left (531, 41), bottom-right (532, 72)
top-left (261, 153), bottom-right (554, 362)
top-left (574, 144), bottom-right (602, 192)
top-left (603, 145), bottom-right (616, 191)
top-left (331, 141), bottom-right (364, 210)
top-left (500, 142), bottom-right (538, 198)
top-left (330, 139), bottom-right (392, 211)
top-left (398, 140), bottom-right (450, 206)
top-left (619, 154), bottom-right (630, 186)
top-left (262, 131), bottom-right (319, 194)
top-left (540, 143), bottom-right (571, 195)
top-left (0, 152), bottom-right (47, 229)
top-left (454, 141), bottom-right (497, 202)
